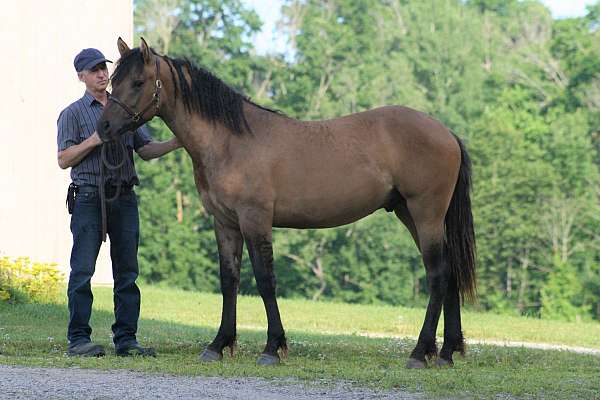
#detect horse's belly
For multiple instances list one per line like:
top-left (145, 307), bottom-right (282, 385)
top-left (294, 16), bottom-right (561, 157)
top-left (273, 207), bottom-right (379, 229)
top-left (272, 182), bottom-right (391, 229)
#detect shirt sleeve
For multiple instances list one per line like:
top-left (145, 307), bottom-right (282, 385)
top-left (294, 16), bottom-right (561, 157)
top-left (57, 108), bottom-right (80, 151)
top-left (133, 124), bottom-right (154, 152)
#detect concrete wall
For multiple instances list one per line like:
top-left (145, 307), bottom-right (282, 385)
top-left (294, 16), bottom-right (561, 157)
top-left (0, 1), bottom-right (133, 284)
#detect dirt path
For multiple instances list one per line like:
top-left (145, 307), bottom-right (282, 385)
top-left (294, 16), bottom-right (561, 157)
top-left (0, 365), bottom-right (419, 400)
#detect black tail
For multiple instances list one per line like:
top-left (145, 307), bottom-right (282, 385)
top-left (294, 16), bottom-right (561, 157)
top-left (445, 134), bottom-right (477, 303)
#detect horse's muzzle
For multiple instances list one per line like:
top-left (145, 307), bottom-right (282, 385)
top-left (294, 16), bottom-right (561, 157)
top-left (96, 119), bottom-right (122, 142)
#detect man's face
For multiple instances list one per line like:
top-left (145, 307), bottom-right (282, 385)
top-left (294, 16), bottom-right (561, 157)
top-left (78, 63), bottom-right (109, 92)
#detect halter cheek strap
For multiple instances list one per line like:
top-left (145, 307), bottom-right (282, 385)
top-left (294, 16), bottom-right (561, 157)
top-left (109, 57), bottom-right (162, 124)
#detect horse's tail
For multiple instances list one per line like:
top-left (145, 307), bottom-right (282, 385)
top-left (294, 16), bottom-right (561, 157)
top-left (445, 133), bottom-right (477, 302)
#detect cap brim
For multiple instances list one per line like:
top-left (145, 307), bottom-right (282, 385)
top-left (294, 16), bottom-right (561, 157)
top-left (82, 57), bottom-right (113, 71)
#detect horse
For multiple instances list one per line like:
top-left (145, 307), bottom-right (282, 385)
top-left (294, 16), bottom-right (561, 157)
top-left (97, 37), bottom-right (476, 369)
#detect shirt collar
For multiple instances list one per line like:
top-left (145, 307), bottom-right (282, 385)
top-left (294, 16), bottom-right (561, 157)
top-left (82, 91), bottom-right (110, 107)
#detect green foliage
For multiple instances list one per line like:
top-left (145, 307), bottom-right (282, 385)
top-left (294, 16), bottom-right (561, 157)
top-left (541, 256), bottom-right (590, 321)
top-left (133, 0), bottom-right (600, 321)
top-left (0, 257), bottom-right (64, 304)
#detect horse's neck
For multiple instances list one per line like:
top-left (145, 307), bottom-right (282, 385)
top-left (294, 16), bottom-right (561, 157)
top-left (162, 107), bottom-right (229, 165)
top-left (162, 101), bottom-right (296, 170)
top-left (243, 102), bottom-right (302, 136)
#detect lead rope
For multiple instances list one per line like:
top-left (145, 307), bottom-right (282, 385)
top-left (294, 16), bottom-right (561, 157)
top-left (99, 140), bottom-right (126, 242)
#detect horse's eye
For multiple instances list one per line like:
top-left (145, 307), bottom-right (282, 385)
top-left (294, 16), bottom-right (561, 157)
top-left (133, 80), bottom-right (144, 88)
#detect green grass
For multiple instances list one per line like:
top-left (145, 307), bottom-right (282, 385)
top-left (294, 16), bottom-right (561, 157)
top-left (1, 285), bottom-right (600, 399)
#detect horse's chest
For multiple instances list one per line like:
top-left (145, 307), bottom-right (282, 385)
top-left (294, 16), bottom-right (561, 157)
top-left (196, 182), bottom-right (239, 225)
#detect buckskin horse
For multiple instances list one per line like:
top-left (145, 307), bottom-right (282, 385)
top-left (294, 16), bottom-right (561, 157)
top-left (97, 38), bottom-right (476, 369)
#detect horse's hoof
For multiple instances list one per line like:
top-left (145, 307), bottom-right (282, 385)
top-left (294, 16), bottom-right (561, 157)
top-left (406, 358), bottom-right (427, 369)
top-left (257, 353), bottom-right (280, 366)
top-left (435, 358), bottom-right (453, 368)
top-left (199, 348), bottom-right (223, 362)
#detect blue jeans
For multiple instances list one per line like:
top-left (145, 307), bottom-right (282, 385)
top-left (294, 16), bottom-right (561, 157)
top-left (67, 189), bottom-right (141, 347)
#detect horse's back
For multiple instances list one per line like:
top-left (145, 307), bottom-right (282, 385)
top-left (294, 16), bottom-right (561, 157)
top-left (310, 105), bottom-right (461, 197)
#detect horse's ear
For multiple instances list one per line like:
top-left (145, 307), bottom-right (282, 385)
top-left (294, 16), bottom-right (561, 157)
top-left (140, 37), bottom-right (151, 64)
top-left (117, 37), bottom-right (130, 57)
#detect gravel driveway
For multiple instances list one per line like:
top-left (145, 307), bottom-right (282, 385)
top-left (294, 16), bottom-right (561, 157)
top-left (0, 365), bottom-right (419, 400)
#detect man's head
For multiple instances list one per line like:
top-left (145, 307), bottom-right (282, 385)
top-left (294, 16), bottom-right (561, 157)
top-left (74, 48), bottom-right (112, 93)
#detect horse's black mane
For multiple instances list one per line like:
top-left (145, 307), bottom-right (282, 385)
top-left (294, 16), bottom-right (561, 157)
top-left (111, 48), bottom-right (282, 135)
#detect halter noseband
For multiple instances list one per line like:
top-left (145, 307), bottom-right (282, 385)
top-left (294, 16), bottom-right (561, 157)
top-left (109, 57), bottom-right (162, 124)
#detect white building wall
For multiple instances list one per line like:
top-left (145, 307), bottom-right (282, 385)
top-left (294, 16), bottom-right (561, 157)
top-left (0, 0), bottom-right (133, 284)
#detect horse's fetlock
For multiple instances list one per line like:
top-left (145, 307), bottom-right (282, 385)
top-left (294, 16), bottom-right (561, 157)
top-left (425, 345), bottom-right (438, 360)
top-left (444, 332), bottom-right (465, 354)
top-left (226, 338), bottom-right (237, 357)
top-left (211, 330), bottom-right (237, 354)
top-left (265, 331), bottom-right (287, 356)
top-left (422, 337), bottom-right (438, 360)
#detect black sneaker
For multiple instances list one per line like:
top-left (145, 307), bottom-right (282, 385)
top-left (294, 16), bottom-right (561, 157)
top-left (115, 342), bottom-right (156, 357)
top-left (67, 342), bottom-right (105, 357)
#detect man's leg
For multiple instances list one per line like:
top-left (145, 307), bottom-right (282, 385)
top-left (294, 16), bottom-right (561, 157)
top-left (67, 191), bottom-right (103, 355)
top-left (108, 191), bottom-right (154, 356)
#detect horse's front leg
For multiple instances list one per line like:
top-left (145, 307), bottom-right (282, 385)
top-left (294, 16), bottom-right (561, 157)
top-left (200, 218), bottom-right (243, 362)
top-left (240, 210), bottom-right (287, 366)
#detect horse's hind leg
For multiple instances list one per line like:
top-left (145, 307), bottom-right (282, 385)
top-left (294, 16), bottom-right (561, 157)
top-left (239, 209), bottom-right (287, 366)
top-left (404, 196), bottom-right (450, 369)
top-left (437, 275), bottom-right (465, 367)
top-left (200, 218), bottom-right (243, 362)
top-left (393, 196), bottom-right (420, 252)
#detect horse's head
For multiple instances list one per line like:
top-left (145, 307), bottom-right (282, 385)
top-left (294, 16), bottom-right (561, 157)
top-left (97, 37), bottom-right (163, 142)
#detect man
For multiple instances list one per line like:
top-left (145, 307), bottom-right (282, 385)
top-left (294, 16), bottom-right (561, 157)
top-left (57, 48), bottom-right (180, 357)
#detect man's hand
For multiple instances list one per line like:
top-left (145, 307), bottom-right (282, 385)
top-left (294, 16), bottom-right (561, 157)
top-left (137, 136), bottom-right (182, 161)
top-left (57, 131), bottom-right (103, 169)
top-left (171, 136), bottom-right (182, 149)
top-left (90, 131), bottom-right (103, 146)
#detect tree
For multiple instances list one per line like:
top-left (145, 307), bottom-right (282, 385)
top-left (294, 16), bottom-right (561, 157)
top-left (541, 256), bottom-right (590, 322)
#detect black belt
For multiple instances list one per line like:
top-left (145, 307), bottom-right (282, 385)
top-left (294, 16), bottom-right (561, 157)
top-left (76, 185), bottom-right (134, 194)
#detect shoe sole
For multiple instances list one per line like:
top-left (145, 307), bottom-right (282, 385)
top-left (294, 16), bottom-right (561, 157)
top-left (67, 346), bottom-right (105, 357)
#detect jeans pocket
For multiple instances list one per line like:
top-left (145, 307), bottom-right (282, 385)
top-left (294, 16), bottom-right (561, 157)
top-left (71, 193), bottom-right (101, 234)
top-left (76, 192), bottom-right (99, 203)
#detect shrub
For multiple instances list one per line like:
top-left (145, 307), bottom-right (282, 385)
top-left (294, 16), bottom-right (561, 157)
top-left (0, 257), bottom-right (64, 304)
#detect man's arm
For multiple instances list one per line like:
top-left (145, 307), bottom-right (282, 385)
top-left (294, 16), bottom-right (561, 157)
top-left (136, 137), bottom-right (182, 161)
top-left (57, 132), bottom-right (103, 169)
top-left (56, 105), bottom-right (103, 169)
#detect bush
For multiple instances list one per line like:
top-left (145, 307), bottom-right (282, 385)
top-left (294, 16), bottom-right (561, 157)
top-left (0, 257), bottom-right (64, 304)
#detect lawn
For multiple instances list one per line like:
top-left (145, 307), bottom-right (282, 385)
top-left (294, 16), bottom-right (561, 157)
top-left (1, 285), bottom-right (599, 399)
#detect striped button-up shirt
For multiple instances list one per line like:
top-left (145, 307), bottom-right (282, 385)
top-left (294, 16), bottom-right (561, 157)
top-left (57, 91), bottom-right (153, 187)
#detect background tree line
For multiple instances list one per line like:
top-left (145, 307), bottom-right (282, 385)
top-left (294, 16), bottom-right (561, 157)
top-left (132, 0), bottom-right (600, 321)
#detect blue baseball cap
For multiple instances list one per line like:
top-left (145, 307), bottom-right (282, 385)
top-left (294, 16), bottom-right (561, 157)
top-left (74, 48), bottom-right (112, 72)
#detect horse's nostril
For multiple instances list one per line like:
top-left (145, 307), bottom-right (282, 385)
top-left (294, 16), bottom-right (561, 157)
top-left (103, 120), bottom-right (110, 130)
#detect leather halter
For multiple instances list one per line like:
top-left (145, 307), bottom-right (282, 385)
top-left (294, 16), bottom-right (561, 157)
top-left (108, 57), bottom-right (162, 125)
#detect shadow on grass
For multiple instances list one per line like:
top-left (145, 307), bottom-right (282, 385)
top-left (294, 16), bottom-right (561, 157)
top-left (0, 300), bottom-right (413, 360)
